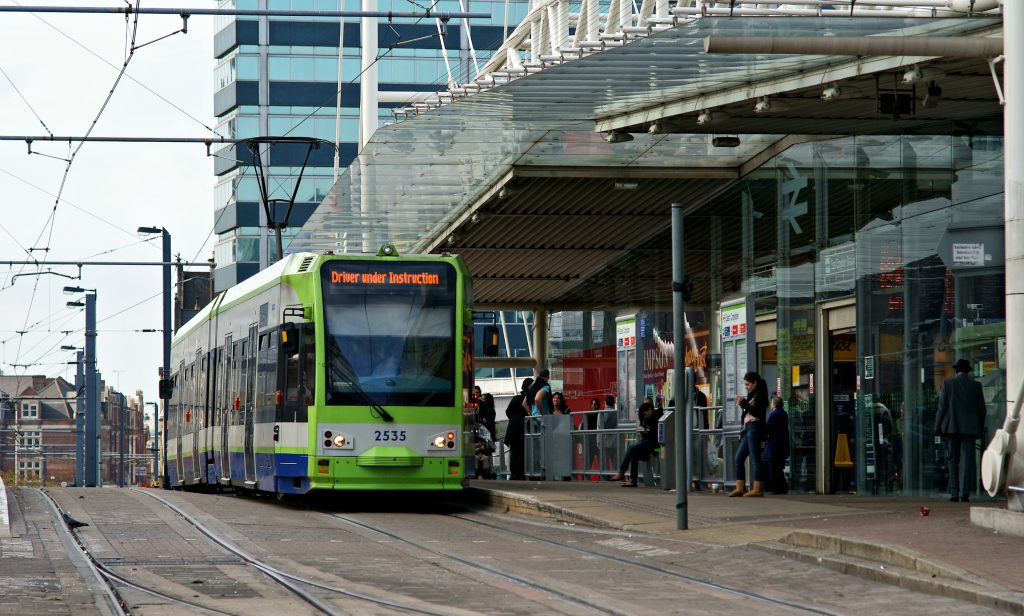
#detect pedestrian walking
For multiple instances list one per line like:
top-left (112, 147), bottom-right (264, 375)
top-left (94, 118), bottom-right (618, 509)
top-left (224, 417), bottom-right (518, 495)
top-left (935, 359), bottom-right (987, 502)
top-left (504, 378), bottom-right (533, 480)
top-left (730, 371), bottom-right (769, 497)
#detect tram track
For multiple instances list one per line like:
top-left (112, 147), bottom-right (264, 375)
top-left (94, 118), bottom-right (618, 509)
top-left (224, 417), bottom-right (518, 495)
top-left (323, 508), bottom-right (843, 616)
top-left (447, 512), bottom-right (843, 616)
top-left (328, 511), bottom-right (622, 616)
top-left (132, 488), bottom-right (451, 616)
top-left (42, 487), bottom-right (454, 616)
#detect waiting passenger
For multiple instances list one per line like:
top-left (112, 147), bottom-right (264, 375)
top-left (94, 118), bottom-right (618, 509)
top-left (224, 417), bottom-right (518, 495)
top-left (764, 396), bottom-right (790, 495)
top-left (551, 391), bottom-right (571, 415)
top-left (730, 371), bottom-right (769, 497)
top-left (504, 378), bottom-right (533, 480)
top-left (610, 402), bottom-right (661, 487)
top-left (477, 392), bottom-right (496, 449)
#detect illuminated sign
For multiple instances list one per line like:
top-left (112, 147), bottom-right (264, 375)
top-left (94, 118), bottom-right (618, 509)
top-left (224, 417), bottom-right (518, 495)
top-left (330, 270), bottom-right (442, 286)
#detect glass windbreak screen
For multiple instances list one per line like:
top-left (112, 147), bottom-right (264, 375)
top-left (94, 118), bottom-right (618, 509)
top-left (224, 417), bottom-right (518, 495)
top-left (321, 261), bottom-right (456, 406)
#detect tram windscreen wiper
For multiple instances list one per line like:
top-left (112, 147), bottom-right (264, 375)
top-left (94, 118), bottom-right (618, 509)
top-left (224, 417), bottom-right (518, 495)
top-left (326, 337), bottom-right (395, 422)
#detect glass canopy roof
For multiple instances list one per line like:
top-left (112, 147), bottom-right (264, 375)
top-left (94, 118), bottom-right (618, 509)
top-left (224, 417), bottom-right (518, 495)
top-left (288, 15), bottom-right (999, 255)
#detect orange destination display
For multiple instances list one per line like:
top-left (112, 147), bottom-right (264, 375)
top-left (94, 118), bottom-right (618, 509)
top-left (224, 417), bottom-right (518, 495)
top-left (330, 269), bottom-right (442, 286)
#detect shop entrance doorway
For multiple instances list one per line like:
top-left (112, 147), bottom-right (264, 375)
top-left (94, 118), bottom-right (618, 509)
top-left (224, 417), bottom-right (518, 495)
top-left (829, 331), bottom-right (857, 492)
top-left (815, 299), bottom-right (857, 494)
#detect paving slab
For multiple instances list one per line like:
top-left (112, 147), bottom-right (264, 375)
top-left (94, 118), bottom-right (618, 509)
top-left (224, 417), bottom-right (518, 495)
top-left (470, 480), bottom-right (1024, 595)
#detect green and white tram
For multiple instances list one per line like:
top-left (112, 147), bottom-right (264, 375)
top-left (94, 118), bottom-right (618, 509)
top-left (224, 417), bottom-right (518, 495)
top-left (167, 246), bottom-right (475, 493)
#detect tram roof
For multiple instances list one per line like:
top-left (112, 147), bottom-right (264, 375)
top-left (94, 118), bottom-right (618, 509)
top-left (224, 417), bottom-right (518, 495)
top-left (289, 15), bottom-right (1003, 310)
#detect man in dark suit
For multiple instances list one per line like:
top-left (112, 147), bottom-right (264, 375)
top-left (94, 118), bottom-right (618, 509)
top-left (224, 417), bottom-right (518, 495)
top-left (935, 359), bottom-right (987, 502)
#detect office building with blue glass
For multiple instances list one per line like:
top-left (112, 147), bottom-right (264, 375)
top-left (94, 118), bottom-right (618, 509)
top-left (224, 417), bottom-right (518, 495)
top-left (210, 0), bottom-right (528, 291)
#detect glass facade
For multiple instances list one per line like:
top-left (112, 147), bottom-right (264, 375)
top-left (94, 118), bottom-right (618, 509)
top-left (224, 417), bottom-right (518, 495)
top-left (212, 0), bottom-right (529, 290)
top-left (538, 133), bottom-right (1006, 497)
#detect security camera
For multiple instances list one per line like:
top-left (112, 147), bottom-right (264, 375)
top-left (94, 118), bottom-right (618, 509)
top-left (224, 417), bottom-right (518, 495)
top-left (902, 66), bottom-right (922, 85)
top-left (821, 84), bottom-right (841, 101)
top-left (696, 110), bottom-right (713, 125)
top-left (753, 98), bottom-right (771, 113)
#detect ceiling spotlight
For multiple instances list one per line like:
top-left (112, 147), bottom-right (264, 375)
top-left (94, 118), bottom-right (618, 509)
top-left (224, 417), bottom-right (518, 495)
top-left (753, 97), bottom-right (771, 113)
top-left (604, 131), bottom-right (634, 144)
top-left (902, 65), bottom-right (923, 85)
top-left (648, 122), bottom-right (665, 134)
top-left (923, 80), bottom-right (942, 109)
top-left (712, 135), bottom-right (741, 148)
top-left (696, 110), bottom-right (713, 126)
top-left (821, 84), bottom-right (842, 101)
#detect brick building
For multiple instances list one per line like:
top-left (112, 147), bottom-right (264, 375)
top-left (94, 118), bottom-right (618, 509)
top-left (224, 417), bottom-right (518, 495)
top-left (0, 374), bottom-right (149, 486)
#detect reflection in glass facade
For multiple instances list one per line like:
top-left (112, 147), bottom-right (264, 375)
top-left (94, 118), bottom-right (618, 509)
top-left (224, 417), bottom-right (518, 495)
top-left (211, 0), bottom-right (528, 291)
top-left (541, 134), bottom-right (1006, 497)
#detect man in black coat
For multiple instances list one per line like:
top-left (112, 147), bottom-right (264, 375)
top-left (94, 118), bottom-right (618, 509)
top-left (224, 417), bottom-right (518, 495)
top-left (935, 359), bottom-right (987, 502)
top-left (504, 378), bottom-right (533, 480)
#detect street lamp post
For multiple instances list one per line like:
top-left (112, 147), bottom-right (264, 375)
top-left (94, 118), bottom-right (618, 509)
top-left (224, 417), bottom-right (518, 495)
top-left (65, 286), bottom-right (99, 486)
top-left (61, 345), bottom-right (85, 486)
top-left (138, 226), bottom-right (171, 488)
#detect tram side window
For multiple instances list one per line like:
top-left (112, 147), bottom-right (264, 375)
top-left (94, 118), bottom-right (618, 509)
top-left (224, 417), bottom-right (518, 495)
top-left (213, 347), bottom-right (223, 424)
top-left (169, 371), bottom-right (180, 439)
top-left (302, 324), bottom-right (315, 409)
top-left (283, 338), bottom-right (301, 422)
top-left (204, 352), bottom-right (212, 419)
top-left (247, 327), bottom-right (257, 414)
top-left (239, 339), bottom-right (248, 415)
top-left (256, 333), bottom-right (274, 424)
top-left (281, 324), bottom-right (314, 423)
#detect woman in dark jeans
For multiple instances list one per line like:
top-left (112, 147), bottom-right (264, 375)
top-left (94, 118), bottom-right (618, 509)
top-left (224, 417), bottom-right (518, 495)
top-left (729, 371), bottom-right (769, 497)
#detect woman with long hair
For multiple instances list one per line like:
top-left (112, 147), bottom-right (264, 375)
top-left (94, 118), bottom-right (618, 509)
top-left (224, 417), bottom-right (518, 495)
top-left (729, 371), bottom-right (769, 497)
top-left (551, 391), bottom-right (571, 415)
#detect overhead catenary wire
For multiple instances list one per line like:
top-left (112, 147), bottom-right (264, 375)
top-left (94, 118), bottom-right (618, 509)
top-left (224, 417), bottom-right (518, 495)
top-left (0, 165), bottom-right (167, 245)
top-left (0, 64), bottom-right (54, 136)
top-left (12, 0), bottom-right (224, 137)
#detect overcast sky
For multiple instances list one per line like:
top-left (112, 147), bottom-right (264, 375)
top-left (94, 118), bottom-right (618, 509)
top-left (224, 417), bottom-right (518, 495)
top-left (0, 1), bottom-right (216, 416)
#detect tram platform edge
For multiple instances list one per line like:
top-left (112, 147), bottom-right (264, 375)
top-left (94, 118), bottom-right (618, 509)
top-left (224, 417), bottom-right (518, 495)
top-left (467, 480), bottom-right (1024, 609)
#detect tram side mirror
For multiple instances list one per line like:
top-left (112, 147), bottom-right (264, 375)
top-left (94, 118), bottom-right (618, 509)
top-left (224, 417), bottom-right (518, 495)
top-left (158, 379), bottom-right (174, 399)
top-left (482, 325), bottom-right (500, 357)
top-left (280, 323), bottom-right (299, 354)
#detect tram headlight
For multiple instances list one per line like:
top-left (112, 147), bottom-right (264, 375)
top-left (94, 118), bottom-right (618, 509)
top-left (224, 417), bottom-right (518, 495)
top-left (320, 427), bottom-right (353, 450)
top-left (429, 431), bottom-right (458, 450)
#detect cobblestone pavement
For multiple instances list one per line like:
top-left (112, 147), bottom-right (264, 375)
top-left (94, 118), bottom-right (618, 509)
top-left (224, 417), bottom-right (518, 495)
top-left (4, 486), bottom-right (1019, 615)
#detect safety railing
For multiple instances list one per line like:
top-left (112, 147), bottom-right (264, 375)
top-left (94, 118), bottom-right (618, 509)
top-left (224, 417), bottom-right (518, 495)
top-left (489, 405), bottom-right (751, 488)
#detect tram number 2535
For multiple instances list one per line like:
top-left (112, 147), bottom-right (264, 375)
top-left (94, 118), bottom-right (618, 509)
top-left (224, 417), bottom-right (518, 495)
top-left (374, 430), bottom-right (407, 442)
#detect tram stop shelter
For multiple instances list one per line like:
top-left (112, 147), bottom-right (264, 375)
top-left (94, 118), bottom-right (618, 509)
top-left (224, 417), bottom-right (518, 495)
top-left (288, 11), bottom-right (1022, 506)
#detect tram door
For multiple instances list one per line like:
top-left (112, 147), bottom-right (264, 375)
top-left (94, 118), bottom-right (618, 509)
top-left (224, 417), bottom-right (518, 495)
top-left (244, 324), bottom-right (257, 485)
top-left (220, 336), bottom-right (231, 481)
top-left (829, 331), bottom-right (857, 492)
top-left (175, 362), bottom-right (185, 484)
top-left (192, 352), bottom-right (203, 481)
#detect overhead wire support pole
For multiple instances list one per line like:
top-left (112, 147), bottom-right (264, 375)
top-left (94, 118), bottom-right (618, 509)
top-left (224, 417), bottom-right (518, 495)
top-left (0, 6), bottom-right (490, 19)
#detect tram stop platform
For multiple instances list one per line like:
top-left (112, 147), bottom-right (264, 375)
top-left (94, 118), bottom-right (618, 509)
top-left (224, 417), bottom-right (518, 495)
top-left (469, 480), bottom-right (1024, 613)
